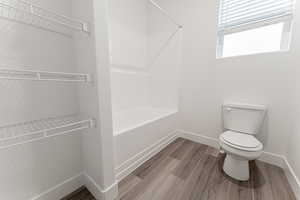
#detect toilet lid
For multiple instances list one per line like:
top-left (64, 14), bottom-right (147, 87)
top-left (221, 131), bottom-right (261, 149)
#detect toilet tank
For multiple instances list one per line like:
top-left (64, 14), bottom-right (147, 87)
top-left (223, 103), bottom-right (266, 135)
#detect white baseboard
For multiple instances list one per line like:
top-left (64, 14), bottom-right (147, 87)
top-left (30, 173), bottom-right (84, 200)
top-left (177, 129), bottom-right (300, 199)
top-left (83, 172), bottom-right (118, 200)
top-left (259, 151), bottom-right (286, 168)
top-left (29, 172), bottom-right (118, 200)
top-left (115, 132), bottom-right (178, 181)
top-left (177, 129), bottom-right (285, 168)
top-left (283, 157), bottom-right (300, 200)
top-left (177, 129), bottom-right (219, 148)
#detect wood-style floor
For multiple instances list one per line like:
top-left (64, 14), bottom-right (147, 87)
top-left (61, 186), bottom-right (95, 200)
top-left (64, 138), bottom-right (296, 200)
top-left (118, 138), bottom-right (296, 200)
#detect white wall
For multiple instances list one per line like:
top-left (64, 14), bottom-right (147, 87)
top-left (148, 2), bottom-right (181, 111)
top-left (0, 0), bottom-right (79, 125)
top-left (151, 0), bottom-right (297, 156)
top-left (72, 0), bottom-right (106, 191)
top-left (110, 70), bottom-right (151, 112)
top-left (0, 134), bottom-right (82, 200)
top-left (73, 0), bottom-right (117, 195)
top-left (90, 0), bottom-right (117, 193)
top-left (109, 0), bottom-right (181, 114)
top-left (287, 0), bottom-right (300, 193)
top-left (0, 0), bottom-right (83, 199)
top-left (109, 0), bottom-right (149, 68)
top-left (109, 0), bottom-right (150, 113)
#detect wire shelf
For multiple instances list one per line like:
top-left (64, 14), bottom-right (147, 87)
top-left (0, 68), bottom-right (91, 83)
top-left (0, 0), bottom-right (90, 36)
top-left (0, 115), bottom-right (95, 149)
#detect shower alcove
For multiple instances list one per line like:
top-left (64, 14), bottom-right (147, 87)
top-left (108, 0), bottom-right (182, 180)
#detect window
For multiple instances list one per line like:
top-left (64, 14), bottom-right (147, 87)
top-left (217, 0), bottom-right (295, 58)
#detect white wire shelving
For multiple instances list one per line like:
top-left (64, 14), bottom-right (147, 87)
top-left (0, 68), bottom-right (91, 83)
top-left (0, 0), bottom-right (90, 36)
top-left (0, 115), bottom-right (95, 149)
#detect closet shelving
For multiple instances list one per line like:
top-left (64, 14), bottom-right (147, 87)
top-left (0, 115), bottom-right (95, 149)
top-left (0, 68), bottom-right (91, 83)
top-left (0, 0), bottom-right (94, 149)
top-left (0, 0), bottom-right (90, 35)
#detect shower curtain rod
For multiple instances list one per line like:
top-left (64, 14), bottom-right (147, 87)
top-left (148, 0), bottom-right (183, 28)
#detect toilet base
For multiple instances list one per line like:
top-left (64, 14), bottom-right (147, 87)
top-left (223, 154), bottom-right (249, 181)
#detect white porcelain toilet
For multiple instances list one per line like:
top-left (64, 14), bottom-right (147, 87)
top-left (219, 103), bottom-right (266, 181)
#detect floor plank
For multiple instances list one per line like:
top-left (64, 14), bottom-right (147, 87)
top-left (60, 187), bottom-right (95, 200)
top-left (120, 156), bottom-right (180, 200)
top-left (118, 174), bottom-right (142, 198)
top-left (252, 161), bottom-right (296, 200)
top-left (172, 142), bottom-right (207, 180)
top-left (170, 139), bottom-right (195, 160)
top-left (133, 138), bottom-right (184, 179)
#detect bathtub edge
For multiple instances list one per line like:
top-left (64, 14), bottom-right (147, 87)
top-left (115, 131), bottom-right (178, 182)
top-left (114, 110), bottom-right (178, 136)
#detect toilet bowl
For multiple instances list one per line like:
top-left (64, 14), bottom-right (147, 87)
top-left (219, 131), bottom-right (263, 181)
top-left (220, 103), bottom-right (266, 181)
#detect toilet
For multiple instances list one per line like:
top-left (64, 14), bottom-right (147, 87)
top-left (219, 103), bottom-right (266, 181)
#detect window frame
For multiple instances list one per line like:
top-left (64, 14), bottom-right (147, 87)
top-left (216, 0), bottom-right (294, 58)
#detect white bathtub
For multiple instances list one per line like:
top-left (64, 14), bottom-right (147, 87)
top-left (113, 107), bottom-right (178, 180)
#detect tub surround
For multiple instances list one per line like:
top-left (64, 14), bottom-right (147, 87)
top-left (113, 108), bottom-right (178, 180)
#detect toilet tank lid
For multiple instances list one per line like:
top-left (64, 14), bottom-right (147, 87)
top-left (223, 103), bottom-right (266, 111)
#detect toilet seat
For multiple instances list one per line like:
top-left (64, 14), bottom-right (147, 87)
top-left (220, 131), bottom-right (263, 152)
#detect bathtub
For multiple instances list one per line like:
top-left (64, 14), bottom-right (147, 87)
top-left (113, 107), bottom-right (178, 180)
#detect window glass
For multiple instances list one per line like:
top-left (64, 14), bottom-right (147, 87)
top-left (222, 23), bottom-right (284, 58)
